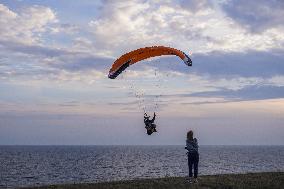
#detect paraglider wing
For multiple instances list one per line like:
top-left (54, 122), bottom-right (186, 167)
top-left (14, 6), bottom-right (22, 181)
top-left (108, 46), bottom-right (192, 79)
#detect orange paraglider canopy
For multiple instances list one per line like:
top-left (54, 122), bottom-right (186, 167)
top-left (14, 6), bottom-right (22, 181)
top-left (108, 46), bottom-right (192, 79)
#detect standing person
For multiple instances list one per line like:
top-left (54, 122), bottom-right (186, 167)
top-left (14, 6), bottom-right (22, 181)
top-left (185, 130), bottom-right (199, 183)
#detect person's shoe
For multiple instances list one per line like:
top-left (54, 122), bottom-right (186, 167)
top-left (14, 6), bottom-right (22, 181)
top-left (186, 177), bottom-right (193, 183)
top-left (193, 178), bottom-right (198, 183)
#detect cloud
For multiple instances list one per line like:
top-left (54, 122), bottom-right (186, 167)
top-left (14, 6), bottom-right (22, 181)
top-left (137, 74), bottom-right (284, 105)
top-left (0, 3), bottom-right (115, 82)
top-left (179, 0), bottom-right (213, 13)
top-left (0, 1), bottom-right (284, 88)
top-left (87, 0), bottom-right (284, 55)
top-left (49, 54), bottom-right (113, 72)
top-left (192, 49), bottom-right (284, 78)
top-left (1, 1), bottom-right (284, 59)
top-left (87, 0), bottom-right (222, 54)
top-left (0, 4), bottom-right (57, 44)
top-left (50, 23), bottom-right (79, 34)
top-left (221, 0), bottom-right (284, 33)
top-left (0, 39), bottom-right (66, 57)
top-left (58, 101), bottom-right (80, 107)
top-left (142, 49), bottom-right (284, 78)
top-left (0, 38), bottom-right (113, 82)
top-left (189, 85), bottom-right (284, 102)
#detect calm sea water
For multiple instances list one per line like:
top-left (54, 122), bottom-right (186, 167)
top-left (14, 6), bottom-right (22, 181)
top-left (0, 145), bottom-right (283, 188)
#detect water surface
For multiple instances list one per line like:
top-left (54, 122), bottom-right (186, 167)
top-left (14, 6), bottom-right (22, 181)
top-left (0, 145), bottom-right (283, 188)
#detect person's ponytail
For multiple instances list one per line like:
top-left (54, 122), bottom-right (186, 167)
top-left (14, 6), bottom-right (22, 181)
top-left (187, 130), bottom-right (194, 141)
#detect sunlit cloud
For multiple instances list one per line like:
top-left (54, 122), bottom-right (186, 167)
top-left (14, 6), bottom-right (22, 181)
top-left (0, 4), bottom-right (57, 44)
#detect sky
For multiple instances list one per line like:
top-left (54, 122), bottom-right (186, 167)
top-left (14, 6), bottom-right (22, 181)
top-left (0, 0), bottom-right (284, 145)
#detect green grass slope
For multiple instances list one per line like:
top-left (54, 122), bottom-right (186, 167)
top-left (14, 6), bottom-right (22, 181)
top-left (22, 172), bottom-right (284, 189)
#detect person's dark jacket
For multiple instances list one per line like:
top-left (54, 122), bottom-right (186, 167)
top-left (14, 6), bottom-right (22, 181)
top-left (144, 113), bottom-right (155, 126)
top-left (186, 138), bottom-right (198, 153)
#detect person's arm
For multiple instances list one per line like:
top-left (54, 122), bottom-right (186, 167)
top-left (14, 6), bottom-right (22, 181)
top-left (185, 140), bottom-right (189, 150)
top-left (144, 117), bottom-right (148, 124)
top-left (194, 138), bottom-right (199, 148)
top-left (151, 112), bottom-right (156, 122)
top-left (194, 138), bottom-right (197, 142)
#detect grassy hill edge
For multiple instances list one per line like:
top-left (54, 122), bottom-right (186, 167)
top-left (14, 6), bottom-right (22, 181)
top-left (22, 172), bottom-right (284, 189)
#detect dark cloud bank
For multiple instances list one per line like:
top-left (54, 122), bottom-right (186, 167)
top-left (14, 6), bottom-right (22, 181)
top-left (190, 85), bottom-right (284, 102)
top-left (221, 0), bottom-right (284, 33)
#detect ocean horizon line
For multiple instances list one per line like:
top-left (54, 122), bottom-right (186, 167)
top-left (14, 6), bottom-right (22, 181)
top-left (1, 144), bottom-right (283, 146)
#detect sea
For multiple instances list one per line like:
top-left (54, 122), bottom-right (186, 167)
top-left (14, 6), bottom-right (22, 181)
top-left (0, 145), bottom-right (283, 188)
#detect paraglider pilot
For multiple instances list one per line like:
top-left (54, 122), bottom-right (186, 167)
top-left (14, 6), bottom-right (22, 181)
top-left (144, 112), bottom-right (157, 135)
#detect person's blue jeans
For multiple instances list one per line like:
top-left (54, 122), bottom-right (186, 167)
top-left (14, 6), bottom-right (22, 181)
top-left (188, 152), bottom-right (199, 178)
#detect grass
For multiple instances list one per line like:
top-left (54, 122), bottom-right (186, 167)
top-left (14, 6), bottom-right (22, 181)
top-left (21, 172), bottom-right (284, 189)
